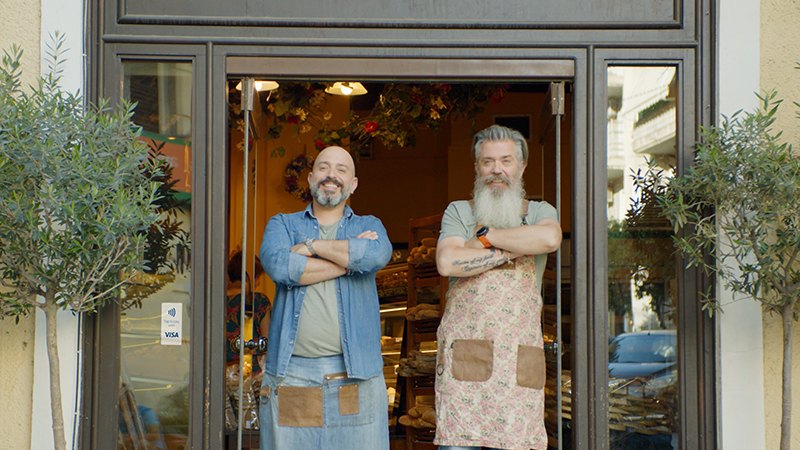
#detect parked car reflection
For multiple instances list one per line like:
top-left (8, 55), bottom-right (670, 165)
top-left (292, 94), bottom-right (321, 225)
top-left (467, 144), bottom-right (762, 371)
top-left (607, 330), bottom-right (677, 449)
top-left (609, 330), bottom-right (676, 378)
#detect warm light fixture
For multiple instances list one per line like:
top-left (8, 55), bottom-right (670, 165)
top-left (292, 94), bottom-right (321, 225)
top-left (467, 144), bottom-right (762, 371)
top-left (235, 80), bottom-right (280, 92)
top-left (325, 81), bottom-right (368, 96)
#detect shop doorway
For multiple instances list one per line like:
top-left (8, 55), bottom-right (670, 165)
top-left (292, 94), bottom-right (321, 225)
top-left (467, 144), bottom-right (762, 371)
top-left (222, 59), bottom-right (573, 450)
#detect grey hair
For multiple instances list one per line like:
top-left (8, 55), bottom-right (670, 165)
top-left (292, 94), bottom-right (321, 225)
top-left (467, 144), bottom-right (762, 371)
top-left (471, 124), bottom-right (528, 163)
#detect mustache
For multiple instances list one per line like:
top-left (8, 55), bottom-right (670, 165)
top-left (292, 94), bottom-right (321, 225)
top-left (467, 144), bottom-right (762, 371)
top-left (316, 177), bottom-right (343, 188)
top-left (482, 174), bottom-right (512, 185)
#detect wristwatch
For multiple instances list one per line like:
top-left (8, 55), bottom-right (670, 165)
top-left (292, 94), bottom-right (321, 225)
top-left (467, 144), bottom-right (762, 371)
top-left (304, 238), bottom-right (317, 257)
top-left (475, 226), bottom-right (492, 248)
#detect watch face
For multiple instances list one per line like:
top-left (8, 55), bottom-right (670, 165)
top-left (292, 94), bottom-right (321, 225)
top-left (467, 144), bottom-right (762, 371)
top-left (476, 226), bottom-right (489, 237)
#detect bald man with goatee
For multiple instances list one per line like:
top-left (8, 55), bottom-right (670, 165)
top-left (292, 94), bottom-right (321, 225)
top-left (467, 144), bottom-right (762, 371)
top-left (258, 146), bottom-right (392, 450)
top-left (434, 125), bottom-right (562, 450)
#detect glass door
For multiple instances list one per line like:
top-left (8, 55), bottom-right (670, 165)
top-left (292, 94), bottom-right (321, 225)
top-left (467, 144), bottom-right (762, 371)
top-left (117, 60), bottom-right (194, 450)
top-left (605, 65), bottom-right (679, 450)
top-left (224, 78), bottom-right (272, 450)
top-left (537, 82), bottom-right (572, 450)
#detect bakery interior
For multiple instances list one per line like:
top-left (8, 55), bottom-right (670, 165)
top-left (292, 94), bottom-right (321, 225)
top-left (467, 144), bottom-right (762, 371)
top-left (224, 78), bottom-right (574, 449)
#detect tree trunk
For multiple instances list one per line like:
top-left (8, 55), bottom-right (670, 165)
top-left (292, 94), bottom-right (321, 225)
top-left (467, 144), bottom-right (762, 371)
top-left (780, 302), bottom-right (793, 450)
top-left (43, 294), bottom-right (67, 450)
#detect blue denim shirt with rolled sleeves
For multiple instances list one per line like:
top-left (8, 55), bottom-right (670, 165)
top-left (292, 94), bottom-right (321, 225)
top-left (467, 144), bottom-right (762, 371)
top-left (259, 204), bottom-right (392, 380)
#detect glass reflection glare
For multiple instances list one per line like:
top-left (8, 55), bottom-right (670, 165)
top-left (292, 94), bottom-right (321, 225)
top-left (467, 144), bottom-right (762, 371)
top-left (606, 66), bottom-right (679, 450)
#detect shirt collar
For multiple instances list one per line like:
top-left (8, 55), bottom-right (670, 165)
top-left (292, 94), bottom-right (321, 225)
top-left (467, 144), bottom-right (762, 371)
top-left (303, 203), bottom-right (354, 220)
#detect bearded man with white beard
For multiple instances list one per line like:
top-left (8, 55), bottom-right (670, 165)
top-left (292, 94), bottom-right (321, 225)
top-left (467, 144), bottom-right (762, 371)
top-left (434, 125), bottom-right (562, 450)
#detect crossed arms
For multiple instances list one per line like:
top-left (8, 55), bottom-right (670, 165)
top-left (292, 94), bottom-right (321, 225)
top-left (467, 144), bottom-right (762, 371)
top-left (436, 218), bottom-right (562, 277)
top-left (260, 214), bottom-right (392, 287)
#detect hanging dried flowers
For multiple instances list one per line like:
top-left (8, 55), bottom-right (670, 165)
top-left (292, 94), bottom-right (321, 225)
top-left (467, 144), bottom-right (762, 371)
top-left (233, 81), bottom-right (508, 199)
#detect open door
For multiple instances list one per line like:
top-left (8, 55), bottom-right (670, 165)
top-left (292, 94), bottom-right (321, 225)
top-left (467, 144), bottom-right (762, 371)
top-left (221, 59), bottom-right (575, 449)
top-left (538, 81), bottom-right (572, 450)
top-left (225, 78), bottom-right (271, 450)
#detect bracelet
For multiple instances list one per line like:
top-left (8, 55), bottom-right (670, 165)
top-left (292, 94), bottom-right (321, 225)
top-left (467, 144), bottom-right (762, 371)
top-left (304, 238), bottom-right (317, 257)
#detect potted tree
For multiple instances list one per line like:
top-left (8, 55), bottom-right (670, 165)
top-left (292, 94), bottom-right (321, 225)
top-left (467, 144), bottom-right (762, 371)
top-left (636, 91), bottom-right (800, 450)
top-left (0, 35), bottom-right (162, 450)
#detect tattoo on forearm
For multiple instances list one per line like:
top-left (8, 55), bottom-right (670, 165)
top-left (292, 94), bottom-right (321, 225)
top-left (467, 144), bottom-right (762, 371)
top-left (452, 249), bottom-right (507, 273)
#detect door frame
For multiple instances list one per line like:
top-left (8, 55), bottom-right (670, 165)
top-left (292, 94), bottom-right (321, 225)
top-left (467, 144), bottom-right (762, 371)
top-left (213, 52), bottom-right (588, 449)
top-left (87, 43), bottom-right (209, 450)
top-left (86, 45), bottom-right (715, 450)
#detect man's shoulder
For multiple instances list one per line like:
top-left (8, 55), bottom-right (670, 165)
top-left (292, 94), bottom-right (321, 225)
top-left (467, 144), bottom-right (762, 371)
top-left (526, 200), bottom-right (558, 221)
top-left (445, 200), bottom-right (471, 213)
top-left (270, 209), bottom-right (307, 221)
top-left (442, 200), bottom-right (474, 229)
top-left (346, 210), bottom-right (386, 229)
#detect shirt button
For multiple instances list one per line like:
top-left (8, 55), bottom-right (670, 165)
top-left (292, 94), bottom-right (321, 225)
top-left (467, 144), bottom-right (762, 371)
top-left (294, 314), bottom-right (299, 318)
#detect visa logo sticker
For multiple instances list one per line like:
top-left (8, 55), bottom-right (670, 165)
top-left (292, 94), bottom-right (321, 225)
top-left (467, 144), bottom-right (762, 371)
top-left (161, 303), bottom-right (183, 345)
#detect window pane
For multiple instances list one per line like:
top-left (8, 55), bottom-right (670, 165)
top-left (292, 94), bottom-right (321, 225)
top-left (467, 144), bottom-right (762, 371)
top-left (606, 66), bottom-right (678, 450)
top-left (118, 61), bottom-right (193, 450)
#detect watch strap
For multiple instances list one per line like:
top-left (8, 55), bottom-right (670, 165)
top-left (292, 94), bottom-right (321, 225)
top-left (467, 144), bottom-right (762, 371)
top-left (304, 238), bottom-right (317, 257)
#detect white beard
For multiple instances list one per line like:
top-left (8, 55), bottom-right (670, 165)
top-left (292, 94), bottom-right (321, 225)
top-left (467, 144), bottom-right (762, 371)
top-left (472, 175), bottom-right (526, 229)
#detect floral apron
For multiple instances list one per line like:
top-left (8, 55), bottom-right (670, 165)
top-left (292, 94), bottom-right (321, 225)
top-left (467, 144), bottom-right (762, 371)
top-left (434, 256), bottom-right (547, 450)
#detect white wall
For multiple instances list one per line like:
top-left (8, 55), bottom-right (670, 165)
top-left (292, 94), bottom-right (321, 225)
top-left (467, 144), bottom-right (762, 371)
top-left (31, 1), bottom-right (85, 449)
top-left (717, 1), bottom-right (765, 449)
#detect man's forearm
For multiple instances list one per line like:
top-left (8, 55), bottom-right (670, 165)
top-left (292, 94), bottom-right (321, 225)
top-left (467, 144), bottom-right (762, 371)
top-left (298, 256), bottom-right (347, 285)
top-left (485, 223), bottom-right (561, 255)
top-left (436, 246), bottom-right (515, 277)
top-left (309, 239), bottom-right (349, 268)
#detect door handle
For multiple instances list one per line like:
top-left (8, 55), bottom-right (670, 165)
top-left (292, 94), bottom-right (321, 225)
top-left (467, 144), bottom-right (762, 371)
top-left (233, 336), bottom-right (268, 353)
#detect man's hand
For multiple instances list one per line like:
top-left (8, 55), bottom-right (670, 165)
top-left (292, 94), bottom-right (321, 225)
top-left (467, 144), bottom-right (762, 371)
top-left (356, 230), bottom-right (378, 240)
top-left (291, 230), bottom-right (377, 258)
top-left (290, 242), bottom-right (312, 257)
top-left (465, 236), bottom-right (485, 250)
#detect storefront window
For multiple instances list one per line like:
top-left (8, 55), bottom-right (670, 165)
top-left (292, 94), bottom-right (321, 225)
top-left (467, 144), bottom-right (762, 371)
top-left (118, 61), bottom-right (193, 450)
top-left (606, 66), bottom-right (679, 449)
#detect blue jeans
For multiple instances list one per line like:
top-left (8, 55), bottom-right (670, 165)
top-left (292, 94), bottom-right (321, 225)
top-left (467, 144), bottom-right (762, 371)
top-left (258, 354), bottom-right (389, 450)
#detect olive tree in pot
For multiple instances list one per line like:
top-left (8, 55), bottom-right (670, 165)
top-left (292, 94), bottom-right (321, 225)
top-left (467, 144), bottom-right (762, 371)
top-left (635, 91), bottom-right (800, 450)
top-left (0, 36), bottom-right (161, 450)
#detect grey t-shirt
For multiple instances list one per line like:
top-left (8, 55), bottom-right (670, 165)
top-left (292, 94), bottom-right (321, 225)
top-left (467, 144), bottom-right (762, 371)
top-left (293, 220), bottom-right (343, 357)
top-left (438, 199), bottom-right (559, 292)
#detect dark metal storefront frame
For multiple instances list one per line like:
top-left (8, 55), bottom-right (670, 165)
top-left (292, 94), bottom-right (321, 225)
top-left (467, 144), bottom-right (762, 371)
top-left (84, 0), bottom-right (717, 447)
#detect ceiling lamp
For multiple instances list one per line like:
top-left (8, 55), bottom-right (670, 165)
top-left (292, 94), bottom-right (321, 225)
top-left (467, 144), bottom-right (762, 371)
top-left (235, 80), bottom-right (280, 91)
top-left (325, 81), bottom-right (368, 96)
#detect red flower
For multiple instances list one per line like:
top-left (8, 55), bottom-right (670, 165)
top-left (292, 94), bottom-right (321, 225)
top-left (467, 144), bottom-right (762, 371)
top-left (314, 139), bottom-right (326, 150)
top-left (490, 87), bottom-right (507, 104)
top-left (364, 121), bottom-right (379, 133)
top-left (436, 83), bottom-right (452, 93)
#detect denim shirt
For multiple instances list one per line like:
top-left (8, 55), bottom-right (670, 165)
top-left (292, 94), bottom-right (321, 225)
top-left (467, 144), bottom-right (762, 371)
top-left (259, 204), bottom-right (392, 379)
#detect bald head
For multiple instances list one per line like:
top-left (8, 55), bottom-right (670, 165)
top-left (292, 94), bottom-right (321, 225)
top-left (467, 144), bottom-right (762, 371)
top-left (308, 146), bottom-right (358, 208)
top-left (315, 146), bottom-right (355, 175)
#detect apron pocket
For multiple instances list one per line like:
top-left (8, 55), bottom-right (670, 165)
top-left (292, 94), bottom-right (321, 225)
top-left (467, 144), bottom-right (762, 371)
top-left (277, 386), bottom-right (323, 427)
top-left (516, 345), bottom-right (546, 389)
top-left (451, 339), bottom-right (494, 382)
top-left (338, 383), bottom-right (359, 416)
